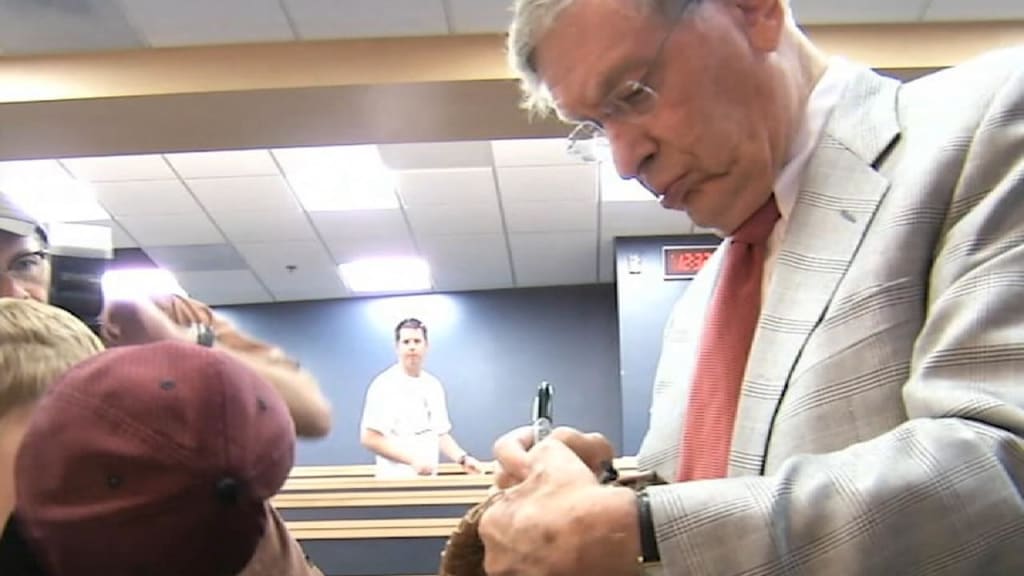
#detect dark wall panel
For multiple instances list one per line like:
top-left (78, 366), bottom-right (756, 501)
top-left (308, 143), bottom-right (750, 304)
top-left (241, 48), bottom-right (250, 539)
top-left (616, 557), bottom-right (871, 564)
top-left (217, 284), bottom-right (622, 465)
top-left (614, 235), bottom-right (720, 454)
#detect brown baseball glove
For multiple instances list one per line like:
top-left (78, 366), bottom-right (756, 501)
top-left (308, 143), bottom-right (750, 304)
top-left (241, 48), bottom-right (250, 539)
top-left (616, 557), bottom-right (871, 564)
top-left (438, 470), bottom-right (665, 576)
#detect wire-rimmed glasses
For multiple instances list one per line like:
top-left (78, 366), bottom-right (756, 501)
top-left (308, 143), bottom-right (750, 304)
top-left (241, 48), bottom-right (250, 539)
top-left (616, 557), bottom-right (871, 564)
top-left (564, 3), bottom-right (691, 162)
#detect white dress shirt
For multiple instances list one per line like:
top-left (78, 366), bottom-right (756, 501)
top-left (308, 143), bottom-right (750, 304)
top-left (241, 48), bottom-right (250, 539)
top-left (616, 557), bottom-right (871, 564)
top-left (763, 57), bottom-right (859, 297)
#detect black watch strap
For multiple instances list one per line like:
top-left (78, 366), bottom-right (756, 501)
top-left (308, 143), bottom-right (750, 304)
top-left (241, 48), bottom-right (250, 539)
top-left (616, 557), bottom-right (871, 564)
top-left (636, 489), bottom-right (660, 564)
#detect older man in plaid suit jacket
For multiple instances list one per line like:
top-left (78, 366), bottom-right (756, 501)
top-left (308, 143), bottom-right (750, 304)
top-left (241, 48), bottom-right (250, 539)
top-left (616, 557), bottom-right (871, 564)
top-left (479, 1), bottom-right (1024, 575)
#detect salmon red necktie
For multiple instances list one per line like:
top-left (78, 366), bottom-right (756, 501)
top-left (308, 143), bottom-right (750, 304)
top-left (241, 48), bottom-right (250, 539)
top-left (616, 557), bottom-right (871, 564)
top-left (677, 198), bottom-right (781, 481)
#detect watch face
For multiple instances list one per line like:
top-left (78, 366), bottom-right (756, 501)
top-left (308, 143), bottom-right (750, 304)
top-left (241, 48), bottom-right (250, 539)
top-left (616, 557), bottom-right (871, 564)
top-left (197, 324), bottom-right (216, 347)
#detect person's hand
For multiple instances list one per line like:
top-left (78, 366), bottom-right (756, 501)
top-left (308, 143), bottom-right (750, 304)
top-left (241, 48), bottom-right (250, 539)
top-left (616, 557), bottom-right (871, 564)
top-left (460, 455), bottom-right (483, 474)
top-left (478, 438), bottom-right (640, 576)
top-left (100, 297), bottom-right (191, 347)
top-left (411, 458), bottom-right (436, 476)
top-left (492, 426), bottom-right (615, 489)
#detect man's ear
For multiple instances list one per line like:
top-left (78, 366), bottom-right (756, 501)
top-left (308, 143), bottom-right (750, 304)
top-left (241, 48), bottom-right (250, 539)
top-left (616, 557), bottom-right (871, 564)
top-left (734, 0), bottom-right (786, 53)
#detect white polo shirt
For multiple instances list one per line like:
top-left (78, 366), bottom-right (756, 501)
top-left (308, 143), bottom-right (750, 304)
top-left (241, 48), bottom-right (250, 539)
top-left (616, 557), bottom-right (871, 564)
top-left (360, 364), bottom-right (453, 479)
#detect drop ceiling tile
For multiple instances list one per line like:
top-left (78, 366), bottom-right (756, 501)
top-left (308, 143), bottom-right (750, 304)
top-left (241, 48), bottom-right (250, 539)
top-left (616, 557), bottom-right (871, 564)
top-left (61, 155), bottom-right (176, 182)
top-left (497, 165), bottom-right (597, 203)
top-left (323, 234), bottom-right (418, 263)
top-left (309, 209), bottom-right (408, 240)
top-left (121, 0), bottom-right (294, 47)
top-left (77, 220), bottom-right (138, 249)
top-left (236, 239), bottom-right (347, 302)
top-left (397, 168), bottom-right (498, 206)
top-left (268, 283), bottom-right (348, 302)
top-left (0, 159), bottom-right (69, 184)
top-left (142, 244), bottom-right (248, 272)
top-left (283, 0), bottom-right (448, 39)
top-left (0, 163), bottom-right (108, 222)
top-left (165, 149), bottom-right (280, 179)
top-left (789, 0), bottom-right (928, 24)
top-left (445, 0), bottom-right (511, 33)
top-left (272, 145), bottom-right (367, 175)
top-left (601, 202), bottom-right (694, 236)
top-left (117, 213), bottom-right (224, 246)
top-left (491, 138), bottom-right (583, 167)
top-left (504, 200), bottom-right (596, 233)
top-left (174, 270), bottom-right (273, 306)
top-left (924, 0), bottom-right (1024, 20)
top-left (0, 0), bottom-right (143, 55)
top-left (93, 180), bottom-right (201, 217)
top-left (212, 210), bottom-right (318, 244)
top-left (380, 142), bottom-right (494, 170)
top-left (186, 176), bottom-right (300, 214)
top-left (600, 162), bottom-right (656, 202)
top-left (405, 202), bottom-right (504, 236)
top-left (418, 233), bottom-right (513, 291)
top-left (509, 231), bottom-right (597, 287)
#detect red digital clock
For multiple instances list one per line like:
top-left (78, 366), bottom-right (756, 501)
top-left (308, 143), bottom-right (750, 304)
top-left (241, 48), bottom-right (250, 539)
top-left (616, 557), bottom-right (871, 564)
top-left (662, 246), bottom-right (715, 279)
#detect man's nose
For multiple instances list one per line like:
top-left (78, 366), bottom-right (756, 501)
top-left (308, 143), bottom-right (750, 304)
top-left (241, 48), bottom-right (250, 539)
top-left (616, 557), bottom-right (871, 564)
top-left (606, 121), bottom-right (657, 186)
top-left (0, 274), bottom-right (31, 299)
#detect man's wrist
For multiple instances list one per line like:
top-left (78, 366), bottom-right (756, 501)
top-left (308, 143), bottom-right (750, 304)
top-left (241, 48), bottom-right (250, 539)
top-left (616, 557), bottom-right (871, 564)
top-left (598, 486), bottom-right (651, 576)
top-left (457, 452), bottom-right (470, 465)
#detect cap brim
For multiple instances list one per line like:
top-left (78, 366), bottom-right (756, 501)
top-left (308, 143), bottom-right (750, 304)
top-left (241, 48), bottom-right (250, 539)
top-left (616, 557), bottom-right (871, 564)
top-left (0, 216), bottom-right (38, 237)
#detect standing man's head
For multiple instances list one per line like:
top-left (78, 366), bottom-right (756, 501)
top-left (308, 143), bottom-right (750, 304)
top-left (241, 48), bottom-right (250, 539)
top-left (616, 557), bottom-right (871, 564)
top-left (0, 194), bottom-right (50, 303)
top-left (0, 298), bottom-right (104, 523)
top-left (508, 0), bottom-right (828, 235)
top-left (394, 318), bottom-right (429, 377)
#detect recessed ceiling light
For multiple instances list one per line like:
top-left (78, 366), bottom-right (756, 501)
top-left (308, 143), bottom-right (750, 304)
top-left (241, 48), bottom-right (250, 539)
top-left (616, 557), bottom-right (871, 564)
top-left (274, 145), bottom-right (398, 211)
top-left (338, 257), bottom-right (432, 294)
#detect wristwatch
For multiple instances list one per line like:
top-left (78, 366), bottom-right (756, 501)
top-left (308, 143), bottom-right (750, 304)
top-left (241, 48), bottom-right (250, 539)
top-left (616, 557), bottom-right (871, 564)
top-left (636, 490), bottom-right (661, 568)
top-left (192, 323), bottom-right (216, 348)
top-left (457, 453), bottom-right (470, 466)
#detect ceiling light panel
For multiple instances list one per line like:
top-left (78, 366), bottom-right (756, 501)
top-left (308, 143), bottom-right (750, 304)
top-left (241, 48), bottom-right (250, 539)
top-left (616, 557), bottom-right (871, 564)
top-left (273, 145), bottom-right (399, 211)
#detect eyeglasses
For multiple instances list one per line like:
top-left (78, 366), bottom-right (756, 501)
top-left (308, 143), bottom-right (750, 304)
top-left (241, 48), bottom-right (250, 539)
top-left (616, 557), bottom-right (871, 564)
top-left (0, 250), bottom-right (49, 287)
top-left (565, 4), bottom-right (691, 162)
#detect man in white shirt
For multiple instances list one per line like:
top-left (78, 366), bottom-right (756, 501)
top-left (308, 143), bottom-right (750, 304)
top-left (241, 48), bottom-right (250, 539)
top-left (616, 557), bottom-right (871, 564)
top-left (361, 318), bottom-right (481, 479)
top-left (478, 0), bottom-right (1024, 575)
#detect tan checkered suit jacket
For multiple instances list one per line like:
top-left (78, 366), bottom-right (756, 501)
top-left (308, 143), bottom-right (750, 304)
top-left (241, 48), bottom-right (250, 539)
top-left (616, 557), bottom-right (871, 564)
top-left (637, 48), bottom-right (1024, 574)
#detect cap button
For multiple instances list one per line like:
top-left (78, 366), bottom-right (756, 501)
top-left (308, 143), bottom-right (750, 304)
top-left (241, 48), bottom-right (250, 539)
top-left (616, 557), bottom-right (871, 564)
top-left (215, 477), bottom-right (241, 505)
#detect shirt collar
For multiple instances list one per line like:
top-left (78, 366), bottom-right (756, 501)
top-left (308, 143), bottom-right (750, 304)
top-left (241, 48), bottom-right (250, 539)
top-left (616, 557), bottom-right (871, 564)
top-left (773, 57), bottom-right (858, 222)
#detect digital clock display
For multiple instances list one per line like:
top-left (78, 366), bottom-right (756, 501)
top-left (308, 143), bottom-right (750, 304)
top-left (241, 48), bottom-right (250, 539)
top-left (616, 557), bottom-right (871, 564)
top-left (662, 246), bottom-right (715, 279)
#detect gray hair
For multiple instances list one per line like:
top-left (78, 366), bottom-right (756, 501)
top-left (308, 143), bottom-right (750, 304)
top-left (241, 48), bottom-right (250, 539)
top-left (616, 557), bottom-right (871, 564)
top-left (507, 0), bottom-right (687, 115)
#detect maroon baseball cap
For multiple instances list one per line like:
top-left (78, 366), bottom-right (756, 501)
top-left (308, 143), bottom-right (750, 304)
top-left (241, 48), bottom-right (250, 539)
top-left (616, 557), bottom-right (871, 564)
top-left (14, 340), bottom-right (296, 576)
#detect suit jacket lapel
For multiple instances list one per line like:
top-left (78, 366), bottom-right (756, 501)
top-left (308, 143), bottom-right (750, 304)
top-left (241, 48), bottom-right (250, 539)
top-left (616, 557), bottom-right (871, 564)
top-left (728, 67), bottom-right (902, 476)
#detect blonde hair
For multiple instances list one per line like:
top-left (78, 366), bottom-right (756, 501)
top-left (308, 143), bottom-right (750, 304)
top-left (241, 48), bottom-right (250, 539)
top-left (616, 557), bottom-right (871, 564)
top-left (0, 298), bottom-right (104, 416)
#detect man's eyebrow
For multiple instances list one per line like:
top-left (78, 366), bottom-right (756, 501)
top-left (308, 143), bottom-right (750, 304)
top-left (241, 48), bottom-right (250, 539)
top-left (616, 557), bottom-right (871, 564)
top-left (565, 55), bottom-right (650, 123)
top-left (2, 249), bottom-right (33, 268)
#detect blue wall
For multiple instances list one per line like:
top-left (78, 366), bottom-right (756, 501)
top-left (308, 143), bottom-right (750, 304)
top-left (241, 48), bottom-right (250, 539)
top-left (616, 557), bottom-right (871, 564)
top-left (216, 284), bottom-right (623, 465)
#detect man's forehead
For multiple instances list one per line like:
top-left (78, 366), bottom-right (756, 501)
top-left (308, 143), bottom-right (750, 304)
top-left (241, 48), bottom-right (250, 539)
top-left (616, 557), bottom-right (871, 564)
top-left (533, 0), bottom-right (658, 118)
